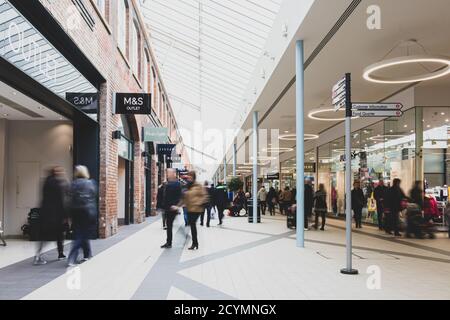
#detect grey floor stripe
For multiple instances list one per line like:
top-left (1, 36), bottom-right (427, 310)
top-left (0, 216), bottom-right (159, 300)
top-left (327, 223), bottom-right (450, 257)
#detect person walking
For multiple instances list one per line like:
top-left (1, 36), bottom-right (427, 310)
top-left (215, 181), bottom-right (229, 225)
top-left (156, 183), bottom-right (167, 230)
top-left (409, 181), bottom-right (424, 210)
top-left (182, 171), bottom-right (207, 250)
top-left (258, 186), bottom-right (267, 215)
top-left (266, 187), bottom-right (277, 216)
top-left (385, 178), bottom-right (405, 237)
top-left (304, 179), bottom-right (314, 230)
top-left (280, 187), bottom-right (293, 216)
top-left (67, 166), bottom-right (97, 267)
top-left (314, 184), bottom-right (328, 231)
top-left (351, 181), bottom-right (365, 229)
top-left (34, 166), bottom-right (69, 265)
top-left (160, 169), bottom-right (183, 249)
top-left (331, 185), bottom-right (338, 217)
top-left (201, 182), bottom-right (215, 227)
top-left (374, 179), bottom-right (388, 230)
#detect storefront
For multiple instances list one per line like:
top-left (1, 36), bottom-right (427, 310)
top-left (317, 107), bottom-right (450, 217)
top-left (0, 0), bottom-right (102, 236)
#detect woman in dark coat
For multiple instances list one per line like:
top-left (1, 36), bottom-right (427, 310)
top-left (67, 165), bottom-right (97, 267)
top-left (314, 184), bottom-right (328, 231)
top-left (266, 187), bottom-right (278, 216)
top-left (351, 181), bottom-right (365, 229)
top-left (34, 166), bottom-right (69, 265)
top-left (385, 178), bottom-right (405, 237)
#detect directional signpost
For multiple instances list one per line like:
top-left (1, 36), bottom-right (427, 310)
top-left (352, 103), bottom-right (404, 118)
top-left (333, 74), bottom-right (358, 276)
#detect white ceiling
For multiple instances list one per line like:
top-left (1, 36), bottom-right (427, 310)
top-left (223, 0), bottom-right (450, 176)
top-left (0, 80), bottom-right (68, 121)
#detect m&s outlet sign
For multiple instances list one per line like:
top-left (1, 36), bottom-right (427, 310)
top-left (114, 93), bottom-right (151, 114)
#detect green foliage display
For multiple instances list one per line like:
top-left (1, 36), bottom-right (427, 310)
top-left (227, 177), bottom-right (243, 192)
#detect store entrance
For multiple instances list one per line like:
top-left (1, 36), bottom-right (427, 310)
top-left (0, 81), bottom-right (74, 237)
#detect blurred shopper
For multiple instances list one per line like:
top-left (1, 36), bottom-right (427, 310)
top-left (201, 182), bottom-right (215, 227)
top-left (385, 178), bottom-right (405, 237)
top-left (156, 183), bottom-right (167, 230)
top-left (180, 176), bottom-right (189, 227)
top-left (409, 181), bottom-right (424, 211)
top-left (232, 189), bottom-right (246, 217)
top-left (182, 171), bottom-right (207, 250)
top-left (267, 187), bottom-right (277, 216)
top-left (34, 167), bottom-right (69, 265)
top-left (280, 187), bottom-right (293, 216)
top-left (258, 186), bottom-right (267, 215)
top-left (351, 181), bottom-right (365, 229)
top-left (67, 166), bottom-right (97, 267)
top-left (304, 179), bottom-right (314, 230)
top-left (215, 181), bottom-right (229, 225)
top-left (331, 185), bottom-right (338, 217)
top-left (314, 184), bottom-right (328, 231)
top-left (374, 179), bottom-right (388, 230)
top-left (160, 169), bottom-right (182, 249)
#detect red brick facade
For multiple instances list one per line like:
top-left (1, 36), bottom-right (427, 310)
top-left (38, 0), bottom-right (189, 238)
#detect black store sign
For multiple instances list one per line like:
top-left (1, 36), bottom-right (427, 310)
top-left (266, 173), bottom-right (280, 180)
top-left (304, 162), bottom-right (316, 172)
top-left (114, 93), bottom-right (151, 114)
top-left (66, 92), bottom-right (99, 114)
top-left (157, 144), bottom-right (176, 156)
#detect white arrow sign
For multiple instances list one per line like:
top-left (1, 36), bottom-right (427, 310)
top-left (352, 103), bottom-right (403, 110)
top-left (352, 110), bottom-right (404, 118)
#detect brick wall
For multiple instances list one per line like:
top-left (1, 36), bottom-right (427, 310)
top-left (37, 0), bottom-right (178, 238)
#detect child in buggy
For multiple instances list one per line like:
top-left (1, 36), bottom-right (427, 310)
top-left (405, 203), bottom-right (436, 239)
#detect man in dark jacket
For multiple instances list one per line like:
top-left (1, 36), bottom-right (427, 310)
top-left (156, 183), bottom-right (167, 230)
top-left (304, 179), bottom-right (314, 230)
top-left (215, 182), bottom-right (229, 225)
top-left (160, 169), bottom-right (182, 249)
top-left (385, 178), bottom-right (405, 236)
top-left (201, 182), bottom-right (215, 227)
top-left (34, 166), bottom-right (69, 265)
top-left (351, 181), bottom-right (365, 229)
top-left (374, 179), bottom-right (387, 230)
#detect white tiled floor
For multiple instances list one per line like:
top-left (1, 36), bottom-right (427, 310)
top-left (10, 214), bottom-right (450, 300)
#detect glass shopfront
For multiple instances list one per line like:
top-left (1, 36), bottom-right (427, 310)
top-left (318, 107), bottom-right (450, 216)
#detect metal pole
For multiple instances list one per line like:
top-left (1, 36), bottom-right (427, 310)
top-left (253, 111), bottom-right (259, 224)
top-left (224, 157), bottom-right (227, 184)
top-left (341, 73), bottom-right (358, 275)
top-left (233, 143), bottom-right (237, 177)
top-left (296, 40), bottom-right (305, 248)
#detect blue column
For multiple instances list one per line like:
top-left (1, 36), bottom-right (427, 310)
top-left (253, 111), bottom-right (259, 224)
top-left (296, 40), bottom-right (305, 248)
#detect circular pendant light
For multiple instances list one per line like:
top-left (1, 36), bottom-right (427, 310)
top-left (363, 54), bottom-right (450, 84)
top-left (308, 108), bottom-right (359, 122)
top-left (279, 134), bottom-right (319, 141)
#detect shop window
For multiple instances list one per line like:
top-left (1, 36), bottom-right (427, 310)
top-left (143, 50), bottom-right (150, 93)
top-left (130, 20), bottom-right (141, 78)
top-left (117, 0), bottom-right (129, 56)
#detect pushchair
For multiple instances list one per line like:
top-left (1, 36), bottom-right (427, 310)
top-left (405, 203), bottom-right (436, 239)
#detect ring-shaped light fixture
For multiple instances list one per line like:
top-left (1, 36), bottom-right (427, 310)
top-left (368, 134), bottom-right (406, 142)
top-left (363, 55), bottom-right (450, 84)
top-left (279, 134), bottom-right (319, 141)
top-left (308, 109), bottom-right (359, 122)
top-left (250, 155), bottom-right (277, 161)
top-left (263, 147), bottom-right (294, 153)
